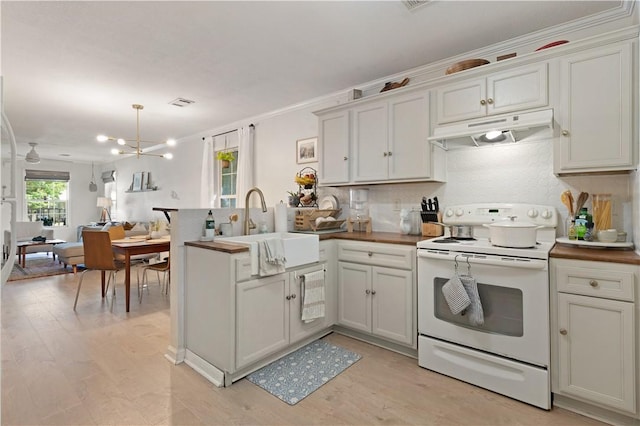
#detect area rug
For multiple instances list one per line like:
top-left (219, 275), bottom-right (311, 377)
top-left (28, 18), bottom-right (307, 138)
top-left (246, 340), bottom-right (361, 405)
top-left (8, 256), bottom-right (79, 281)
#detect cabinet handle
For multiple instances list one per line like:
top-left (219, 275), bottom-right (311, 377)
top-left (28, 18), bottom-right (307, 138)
top-left (589, 280), bottom-right (598, 288)
top-left (286, 295), bottom-right (291, 300)
top-left (367, 251), bottom-right (373, 257)
top-left (559, 328), bottom-right (568, 335)
top-left (561, 130), bottom-right (569, 136)
top-left (290, 293), bottom-right (296, 299)
top-left (365, 289), bottom-right (371, 295)
top-left (383, 152), bottom-right (388, 157)
top-left (371, 290), bottom-right (376, 295)
top-left (343, 156), bottom-right (348, 161)
top-left (387, 151), bottom-right (392, 156)
top-left (480, 99), bottom-right (486, 106)
top-left (487, 98), bottom-right (494, 104)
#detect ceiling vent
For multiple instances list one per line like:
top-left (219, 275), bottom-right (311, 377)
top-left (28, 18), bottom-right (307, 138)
top-left (402, 0), bottom-right (433, 11)
top-left (169, 98), bottom-right (195, 107)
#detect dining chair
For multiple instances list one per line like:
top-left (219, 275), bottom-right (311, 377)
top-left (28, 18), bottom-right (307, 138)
top-left (73, 230), bottom-right (125, 311)
top-left (107, 224), bottom-right (159, 265)
top-left (138, 257), bottom-right (170, 303)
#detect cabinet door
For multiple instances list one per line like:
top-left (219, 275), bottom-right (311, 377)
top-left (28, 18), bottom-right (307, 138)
top-left (556, 43), bottom-right (633, 172)
top-left (388, 90), bottom-right (431, 180)
top-left (371, 266), bottom-right (414, 346)
top-left (318, 110), bottom-right (350, 184)
top-left (487, 63), bottom-right (548, 115)
top-left (236, 274), bottom-right (289, 369)
top-left (557, 293), bottom-right (635, 413)
top-left (337, 261), bottom-right (371, 332)
top-left (352, 102), bottom-right (388, 182)
top-left (435, 78), bottom-right (485, 124)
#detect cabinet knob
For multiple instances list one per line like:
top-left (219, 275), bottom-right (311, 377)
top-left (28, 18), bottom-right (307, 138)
top-left (371, 290), bottom-right (376, 295)
top-left (343, 156), bottom-right (348, 161)
top-left (367, 251), bottom-right (373, 257)
top-left (562, 130), bottom-right (569, 136)
top-left (365, 289), bottom-right (371, 295)
top-left (387, 151), bottom-right (392, 156)
top-left (559, 328), bottom-right (568, 335)
top-left (290, 293), bottom-right (296, 299)
top-left (480, 99), bottom-right (486, 106)
top-left (286, 295), bottom-right (291, 300)
top-left (487, 98), bottom-right (494, 105)
top-left (383, 152), bottom-right (388, 157)
top-left (589, 280), bottom-right (598, 288)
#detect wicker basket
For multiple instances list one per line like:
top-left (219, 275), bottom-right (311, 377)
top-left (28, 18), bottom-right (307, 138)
top-left (445, 59), bottom-right (490, 75)
top-left (294, 209), bottom-right (343, 232)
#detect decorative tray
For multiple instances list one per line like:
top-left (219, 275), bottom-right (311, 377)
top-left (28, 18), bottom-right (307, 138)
top-left (555, 237), bottom-right (634, 249)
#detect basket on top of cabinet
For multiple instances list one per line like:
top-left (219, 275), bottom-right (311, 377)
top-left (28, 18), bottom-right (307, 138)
top-left (295, 209), bottom-right (344, 232)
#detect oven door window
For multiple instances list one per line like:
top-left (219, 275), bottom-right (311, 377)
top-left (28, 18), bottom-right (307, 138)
top-left (433, 277), bottom-right (523, 337)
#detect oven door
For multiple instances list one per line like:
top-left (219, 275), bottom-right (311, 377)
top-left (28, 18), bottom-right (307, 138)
top-left (417, 249), bottom-right (549, 367)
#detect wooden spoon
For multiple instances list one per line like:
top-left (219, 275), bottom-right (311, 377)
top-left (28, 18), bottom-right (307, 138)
top-left (575, 192), bottom-right (589, 215)
top-left (560, 190), bottom-right (574, 218)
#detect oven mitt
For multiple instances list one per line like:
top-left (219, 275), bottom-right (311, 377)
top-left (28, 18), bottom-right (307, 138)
top-left (442, 275), bottom-right (471, 315)
top-left (459, 275), bottom-right (484, 326)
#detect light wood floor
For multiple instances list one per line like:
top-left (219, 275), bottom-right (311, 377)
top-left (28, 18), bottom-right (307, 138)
top-left (1, 263), bottom-right (604, 425)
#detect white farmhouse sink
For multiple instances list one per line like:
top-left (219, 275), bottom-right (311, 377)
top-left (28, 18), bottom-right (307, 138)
top-left (219, 232), bottom-right (319, 275)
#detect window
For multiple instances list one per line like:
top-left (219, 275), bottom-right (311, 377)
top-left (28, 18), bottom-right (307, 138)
top-left (218, 149), bottom-right (238, 208)
top-left (25, 169), bottom-right (69, 226)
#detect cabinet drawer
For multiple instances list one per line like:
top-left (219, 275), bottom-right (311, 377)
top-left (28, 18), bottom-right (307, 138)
top-left (556, 264), bottom-right (635, 302)
top-left (338, 242), bottom-right (414, 270)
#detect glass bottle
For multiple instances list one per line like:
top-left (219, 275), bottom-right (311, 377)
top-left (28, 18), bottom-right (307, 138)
top-left (568, 219), bottom-right (577, 240)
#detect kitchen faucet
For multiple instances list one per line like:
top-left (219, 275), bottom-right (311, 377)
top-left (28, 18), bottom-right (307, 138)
top-left (243, 187), bottom-right (268, 235)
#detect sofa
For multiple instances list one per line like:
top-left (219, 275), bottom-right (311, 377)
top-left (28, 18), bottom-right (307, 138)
top-left (53, 222), bottom-right (151, 273)
top-left (6, 221), bottom-right (55, 257)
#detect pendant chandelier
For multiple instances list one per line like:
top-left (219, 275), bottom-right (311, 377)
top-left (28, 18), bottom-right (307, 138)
top-left (97, 104), bottom-right (175, 159)
top-left (88, 162), bottom-right (97, 192)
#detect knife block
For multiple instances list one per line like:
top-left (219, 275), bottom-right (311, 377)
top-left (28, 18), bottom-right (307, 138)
top-left (422, 212), bottom-right (443, 237)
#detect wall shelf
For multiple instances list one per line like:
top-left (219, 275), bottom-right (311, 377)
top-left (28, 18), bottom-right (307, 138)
top-left (125, 188), bottom-right (159, 193)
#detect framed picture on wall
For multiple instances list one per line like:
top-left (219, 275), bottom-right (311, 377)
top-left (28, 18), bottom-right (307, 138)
top-left (132, 172), bottom-right (143, 191)
top-left (296, 137), bottom-right (317, 164)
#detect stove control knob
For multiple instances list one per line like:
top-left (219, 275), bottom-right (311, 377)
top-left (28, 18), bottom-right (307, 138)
top-left (445, 209), bottom-right (454, 217)
top-left (455, 208), bottom-right (464, 217)
top-left (541, 210), bottom-right (553, 219)
top-left (527, 209), bottom-right (538, 218)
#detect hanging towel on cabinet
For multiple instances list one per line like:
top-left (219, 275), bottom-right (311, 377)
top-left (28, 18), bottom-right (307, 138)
top-left (300, 270), bottom-right (325, 323)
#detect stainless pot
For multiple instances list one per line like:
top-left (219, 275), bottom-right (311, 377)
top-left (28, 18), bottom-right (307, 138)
top-left (432, 222), bottom-right (474, 239)
top-left (482, 219), bottom-right (543, 248)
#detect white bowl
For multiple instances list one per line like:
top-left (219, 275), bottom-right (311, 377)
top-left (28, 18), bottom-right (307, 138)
top-left (597, 229), bottom-right (618, 243)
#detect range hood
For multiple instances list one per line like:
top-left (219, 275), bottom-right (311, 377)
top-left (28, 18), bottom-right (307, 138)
top-left (428, 109), bottom-right (553, 149)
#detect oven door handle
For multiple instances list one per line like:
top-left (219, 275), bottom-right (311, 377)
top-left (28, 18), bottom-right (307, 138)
top-left (417, 250), bottom-right (547, 270)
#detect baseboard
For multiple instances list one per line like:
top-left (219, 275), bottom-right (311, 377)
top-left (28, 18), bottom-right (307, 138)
top-left (553, 394), bottom-right (640, 426)
top-left (184, 350), bottom-right (225, 387)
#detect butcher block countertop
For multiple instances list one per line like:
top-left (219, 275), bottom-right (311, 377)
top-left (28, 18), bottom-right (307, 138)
top-left (551, 243), bottom-right (640, 265)
top-left (185, 231), bottom-right (429, 253)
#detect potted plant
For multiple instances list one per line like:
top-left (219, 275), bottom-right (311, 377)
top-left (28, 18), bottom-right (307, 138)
top-left (287, 191), bottom-right (300, 207)
top-left (216, 151), bottom-right (235, 168)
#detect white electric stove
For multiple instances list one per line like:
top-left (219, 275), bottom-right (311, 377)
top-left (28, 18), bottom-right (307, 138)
top-left (417, 203), bottom-right (558, 410)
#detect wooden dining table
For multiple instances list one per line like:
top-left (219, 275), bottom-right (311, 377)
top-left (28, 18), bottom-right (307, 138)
top-left (111, 237), bottom-right (170, 312)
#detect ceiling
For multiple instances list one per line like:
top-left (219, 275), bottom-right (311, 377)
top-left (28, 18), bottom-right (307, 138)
top-left (1, 1), bottom-right (625, 164)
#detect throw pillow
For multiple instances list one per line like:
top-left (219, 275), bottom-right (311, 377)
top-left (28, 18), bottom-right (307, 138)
top-left (130, 222), bottom-right (147, 233)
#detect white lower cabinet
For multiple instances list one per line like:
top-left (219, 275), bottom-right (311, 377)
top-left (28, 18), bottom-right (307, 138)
top-left (551, 258), bottom-right (638, 417)
top-left (236, 263), bottom-right (329, 369)
top-left (337, 241), bottom-right (416, 348)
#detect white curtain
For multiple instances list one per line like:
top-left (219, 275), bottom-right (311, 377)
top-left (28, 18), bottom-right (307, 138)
top-left (235, 125), bottom-right (255, 208)
top-left (200, 137), bottom-right (215, 208)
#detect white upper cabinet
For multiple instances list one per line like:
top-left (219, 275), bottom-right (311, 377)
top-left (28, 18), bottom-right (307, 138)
top-left (318, 110), bottom-right (350, 185)
top-left (554, 42), bottom-right (634, 174)
top-left (316, 88), bottom-right (444, 186)
top-left (435, 62), bottom-right (548, 124)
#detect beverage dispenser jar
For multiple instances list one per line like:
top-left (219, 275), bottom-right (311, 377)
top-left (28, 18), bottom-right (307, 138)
top-left (349, 188), bottom-right (369, 221)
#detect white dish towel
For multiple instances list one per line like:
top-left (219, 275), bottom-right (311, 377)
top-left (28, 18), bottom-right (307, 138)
top-left (300, 270), bottom-right (325, 323)
top-left (258, 238), bottom-right (286, 276)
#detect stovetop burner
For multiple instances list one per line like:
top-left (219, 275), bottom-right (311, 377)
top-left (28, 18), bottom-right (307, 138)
top-left (432, 237), bottom-right (476, 243)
